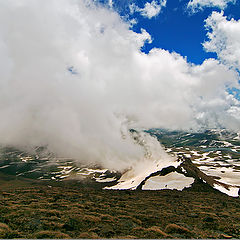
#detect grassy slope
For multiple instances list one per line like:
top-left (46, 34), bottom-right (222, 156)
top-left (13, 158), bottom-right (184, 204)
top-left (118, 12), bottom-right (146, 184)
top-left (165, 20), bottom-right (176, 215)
top-left (0, 173), bottom-right (239, 239)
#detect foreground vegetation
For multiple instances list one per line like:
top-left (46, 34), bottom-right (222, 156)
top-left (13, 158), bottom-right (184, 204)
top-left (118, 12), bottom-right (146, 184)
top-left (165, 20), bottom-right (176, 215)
top-left (0, 173), bottom-right (239, 239)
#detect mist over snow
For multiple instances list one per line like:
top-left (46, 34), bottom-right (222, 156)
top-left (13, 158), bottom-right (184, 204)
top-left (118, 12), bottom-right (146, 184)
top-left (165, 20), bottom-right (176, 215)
top-left (0, 0), bottom-right (239, 170)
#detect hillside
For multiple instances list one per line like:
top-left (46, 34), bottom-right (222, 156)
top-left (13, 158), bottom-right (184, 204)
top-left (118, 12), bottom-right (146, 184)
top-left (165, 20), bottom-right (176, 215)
top-left (0, 172), bottom-right (239, 239)
top-left (0, 129), bottom-right (239, 238)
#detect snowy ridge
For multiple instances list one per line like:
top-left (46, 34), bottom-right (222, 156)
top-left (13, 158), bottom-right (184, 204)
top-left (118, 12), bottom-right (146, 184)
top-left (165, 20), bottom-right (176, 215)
top-left (0, 129), bottom-right (239, 197)
top-left (105, 158), bottom-right (181, 190)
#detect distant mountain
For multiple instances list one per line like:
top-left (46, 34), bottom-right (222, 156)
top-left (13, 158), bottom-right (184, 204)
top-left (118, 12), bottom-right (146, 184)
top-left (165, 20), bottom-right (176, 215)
top-left (0, 129), bottom-right (239, 196)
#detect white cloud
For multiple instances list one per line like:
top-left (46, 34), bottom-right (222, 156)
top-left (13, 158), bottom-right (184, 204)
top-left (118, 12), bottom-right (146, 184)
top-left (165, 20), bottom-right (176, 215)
top-left (108, 0), bottom-right (113, 8)
top-left (0, 0), bottom-right (239, 170)
top-left (187, 0), bottom-right (235, 11)
top-left (130, 0), bottom-right (167, 19)
top-left (204, 11), bottom-right (240, 71)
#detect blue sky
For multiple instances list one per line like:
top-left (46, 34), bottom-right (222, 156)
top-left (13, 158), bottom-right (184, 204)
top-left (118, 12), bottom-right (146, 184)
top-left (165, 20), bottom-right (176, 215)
top-left (95, 0), bottom-right (240, 101)
top-left (101, 0), bottom-right (240, 65)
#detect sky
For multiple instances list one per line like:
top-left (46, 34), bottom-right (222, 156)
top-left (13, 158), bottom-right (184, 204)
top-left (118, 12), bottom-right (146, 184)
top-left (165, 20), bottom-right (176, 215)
top-left (108, 0), bottom-right (240, 100)
top-left (97, 0), bottom-right (240, 64)
top-left (0, 0), bottom-right (240, 169)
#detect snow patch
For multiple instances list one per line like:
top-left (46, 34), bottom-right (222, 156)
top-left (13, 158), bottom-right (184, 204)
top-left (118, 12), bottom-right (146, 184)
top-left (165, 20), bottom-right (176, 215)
top-left (191, 150), bottom-right (201, 156)
top-left (142, 172), bottom-right (194, 190)
top-left (213, 184), bottom-right (239, 197)
top-left (105, 157), bottom-right (180, 190)
top-left (77, 168), bottom-right (108, 176)
top-left (95, 177), bottom-right (117, 183)
top-left (0, 165), bottom-right (10, 169)
top-left (200, 166), bottom-right (240, 186)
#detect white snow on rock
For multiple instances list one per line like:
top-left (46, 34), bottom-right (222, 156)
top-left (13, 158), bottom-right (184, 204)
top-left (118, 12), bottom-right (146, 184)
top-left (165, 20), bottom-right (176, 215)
top-left (181, 167), bottom-right (187, 174)
top-left (233, 132), bottom-right (240, 140)
top-left (222, 141), bottom-right (233, 147)
top-left (142, 172), bottom-right (194, 190)
top-left (213, 183), bottom-right (239, 197)
top-left (77, 168), bottom-right (108, 176)
top-left (199, 166), bottom-right (240, 186)
top-left (165, 148), bottom-right (172, 153)
top-left (191, 150), bottom-right (201, 156)
top-left (197, 152), bottom-right (210, 160)
top-left (105, 132), bottom-right (181, 190)
top-left (95, 177), bottom-right (117, 183)
top-left (105, 158), bottom-right (180, 190)
top-left (0, 165), bottom-right (10, 169)
top-left (20, 156), bottom-right (33, 162)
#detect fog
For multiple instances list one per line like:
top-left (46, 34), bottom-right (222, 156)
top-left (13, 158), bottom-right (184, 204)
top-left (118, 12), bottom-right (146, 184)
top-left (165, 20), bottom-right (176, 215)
top-left (0, 0), bottom-right (239, 170)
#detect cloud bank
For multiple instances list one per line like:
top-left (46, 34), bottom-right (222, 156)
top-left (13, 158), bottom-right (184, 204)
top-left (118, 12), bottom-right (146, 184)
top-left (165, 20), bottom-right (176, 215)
top-left (204, 11), bottom-right (240, 71)
top-left (187, 0), bottom-right (236, 11)
top-left (0, 0), bottom-right (239, 170)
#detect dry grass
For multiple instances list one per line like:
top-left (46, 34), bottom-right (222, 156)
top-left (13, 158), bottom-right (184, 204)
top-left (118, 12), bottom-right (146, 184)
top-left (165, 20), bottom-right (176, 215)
top-left (33, 230), bottom-right (71, 239)
top-left (147, 226), bottom-right (169, 237)
top-left (165, 223), bottom-right (193, 238)
top-left (78, 231), bottom-right (99, 238)
top-left (0, 223), bottom-right (11, 232)
top-left (0, 175), bottom-right (239, 239)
